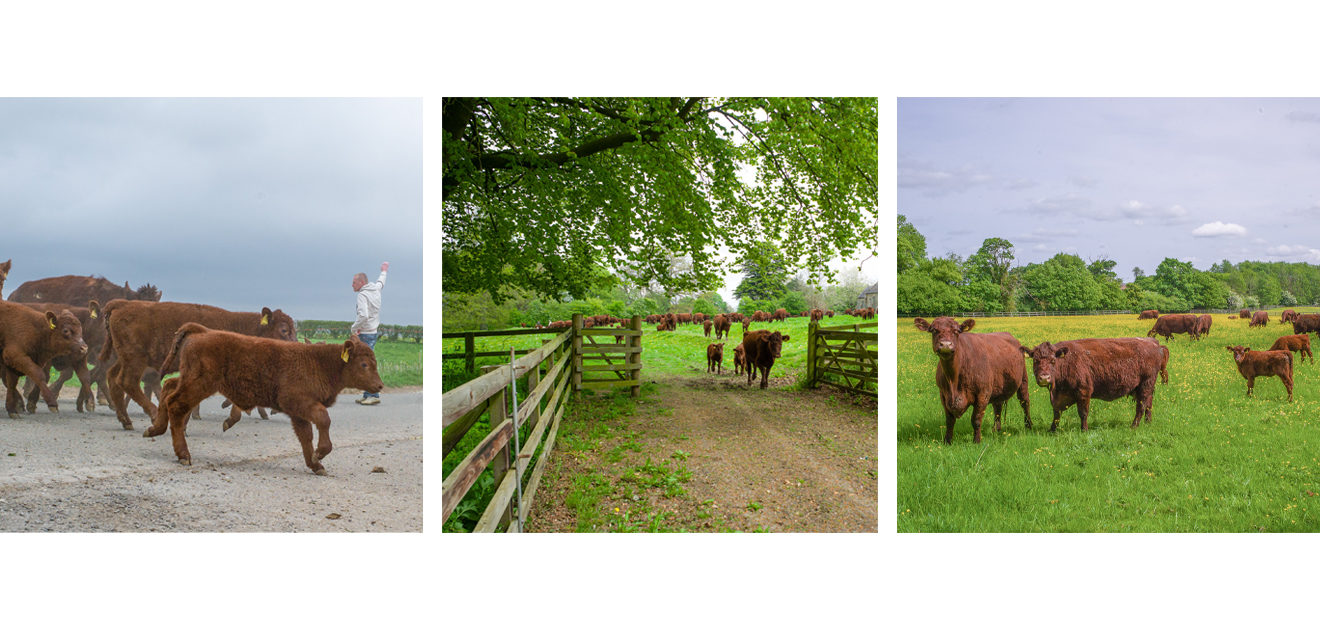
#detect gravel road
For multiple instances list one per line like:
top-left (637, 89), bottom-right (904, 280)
top-left (0, 388), bottom-right (422, 532)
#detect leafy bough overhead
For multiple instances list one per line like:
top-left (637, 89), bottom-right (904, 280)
top-left (442, 97), bottom-right (878, 302)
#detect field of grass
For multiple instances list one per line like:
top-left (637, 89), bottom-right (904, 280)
top-left (898, 309), bottom-right (1320, 532)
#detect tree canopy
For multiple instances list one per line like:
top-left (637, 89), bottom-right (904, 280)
top-left (443, 97), bottom-right (878, 302)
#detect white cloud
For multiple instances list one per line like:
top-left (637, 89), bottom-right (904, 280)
top-left (1118, 200), bottom-right (1189, 223)
top-left (1266, 244), bottom-right (1320, 262)
top-left (897, 159), bottom-right (992, 196)
top-left (1192, 221), bottom-right (1247, 237)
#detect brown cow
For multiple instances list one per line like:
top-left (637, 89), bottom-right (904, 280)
top-left (703, 320), bottom-right (713, 337)
top-left (713, 315), bottom-right (730, 340)
top-left (1021, 338), bottom-right (1164, 432)
top-left (733, 343), bottom-right (746, 375)
top-left (1194, 314), bottom-right (1213, 340)
top-left (145, 324), bottom-right (383, 474)
top-left (1239, 309), bottom-right (1251, 319)
top-left (914, 317), bottom-right (1030, 443)
top-left (810, 308), bottom-right (823, 323)
top-left (706, 343), bottom-right (724, 374)
top-left (9, 274), bottom-right (160, 304)
top-left (0, 302), bottom-right (86, 419)
top-left (1294, 314), bottom-right (1320, 336)
top-left (1226, 345), bottom-right (1293, 401)
top-left (1147, 314), bottom-right (1199, 341)
top-left (772, 308), bottom-right (788, 322)
top-left (1281, 309), bottom-right (1299, 324)
top-left (825, 310), bottom-right (834, 318)
top-left (1269, 334), bottom-right (1314, 365)
top-left (1138, 310), bottom-right (1159, 320)
top-left (100, 300), bottom-right (297, 430)
top-left (18, 301), bottom-right (102, 413)
top-left (741, 329), bottom-right (790, 390)
top-left (1250, 311), bottom-right (1269, 328)
top-left (742, 319), bottom-right (751, 334)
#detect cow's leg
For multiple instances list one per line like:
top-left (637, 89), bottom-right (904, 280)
top-left (970, 401), bottom-right (986, 443)
top-left (289, 417), bottom-right (321, 475)
top-left (5, 352), bottom-right (60, 414)
top-left (1247, 375), bottom-right (1255, 397)
top-left (1077, 397), bottom-right (1091, 431)
top-left (158, 379), bottom-right (211, 466)
top-left (1017, 377), bottom-right (1032, 429)
top-left (223, 404), bottom-right (244, 431)
top-left (760, 364), bottom-right (770, 389)
top-left (3, 368), bottom-right (22, 419)
top-left (68, 361), bottom-right (94, 413)
top-left (1284, 372), bottom-right (1294, 402)
top-left (22, 361), bottom-right (52, 414)
top-left (943, 409), bottom-right (957, 444)
top-left (991, 400), bottom-right (1004, 432)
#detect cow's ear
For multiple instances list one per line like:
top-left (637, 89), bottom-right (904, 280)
top-left (1054, 347), bottom-right (1069, 358)
top-left (960, 319), bottom-right (976, 332)
top-left (781, 335), bottom-right (790, 342)
top-left (1020, 345), bottom-right (1031, 355)
top-left (1226, 346), bottom-right (1233, 352)
top-left (913, 318), bottom-right (930, 331)
top-left (45, 311), bottom-right (57, 330)
top-left (260, 306), bottom-right (273, 326)
top-left (88, 300), bottom-right (100, 319)
top-left (341, 340), bottom-right (353, 363)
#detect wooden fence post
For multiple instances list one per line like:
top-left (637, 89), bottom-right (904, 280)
top-left (481, 365), bottom-right (513, 531)
top-left (464, 333), bottom-right (475, 374)
top-left (527, 352), bottom-right (541, 432)
top-left (629, 315), bottom-right (642, 397)
top-left (807, 320), bottom-right (818, 389)
top-left (571, 313), bottom-right (583, 393)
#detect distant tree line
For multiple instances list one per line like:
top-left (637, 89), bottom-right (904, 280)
top-left (897, 215), bottom-right (1311, 314)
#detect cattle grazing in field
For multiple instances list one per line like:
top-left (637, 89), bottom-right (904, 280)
top-left (99, 299), bottom-right (298, 430)
top-left (733, 343), bottom-right (746, 375)
top-left (1147, 314), bottom-right (1199, 341)
top-left (678, 313), bottom-right (693, 325)
top-left (713, 315), bottom-right (730, 340)
top-left (742, 319), bottom-right (751, 334)
top-left (1021, 338), bottom-right (1165, 432)
top-left (1240, 309), bottom-right (1252, 320)
top-left (859, 308), bottom-right (875, 319)
top-left (1250, 311), bottom-right (1269, 328)
top-left (1195, 314), bottom-right (1213, 340)
top-left (1138, 310), bottom-right (1159, 320)
top-left (9, 274), bottom-right (161, 304)
top-left (825, 310), bottom-right (834, 318)
top-left (706, 343), bottom-right (724, 374)
top-left (809, 308), bottom-right (823, 323)
top-left (1293, 313), bottom-right (1320, 336)
top-left (1269, 334), bottom-right (1314, 365)
top-left (914, 317), bottom-right (1030, 443)
top-left (145, 324), bottom-right (383, 474)
top-left (1226, 345), bottom-right (1294, 402)
top-left (703, 320), bottom-right (713, 337)
top-left (772, 308), bottom-right (788, 322)
top-left (741, 329), bottom-right (791, 390)
top-left (0, 301), bottom-right (86, 419)
top-left (1281, 309), bottom-right (1299, 324)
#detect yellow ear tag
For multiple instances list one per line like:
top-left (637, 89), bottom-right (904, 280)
top-left (91, 311), bottom-right (98, 319)
top-left (342, 347), bottom-right (350, 363)
top-left (260, 314), bottom-right (269, 325)
top-left (48, 320), bottom-right (56, 330)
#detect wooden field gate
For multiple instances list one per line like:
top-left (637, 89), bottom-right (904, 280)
top-left (441, 314), bottom-right (643, 531)
top-left (806, 320), bottom-right (878, 397)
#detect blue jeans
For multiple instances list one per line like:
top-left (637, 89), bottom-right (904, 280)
top-left (359, 333), bottom-right (380, 398)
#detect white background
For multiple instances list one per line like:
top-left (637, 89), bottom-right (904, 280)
top-left (4, 1), bottom-right (1316, 627)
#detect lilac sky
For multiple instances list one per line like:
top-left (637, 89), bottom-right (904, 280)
top-left (898, 98), bottom-right (1320, 281)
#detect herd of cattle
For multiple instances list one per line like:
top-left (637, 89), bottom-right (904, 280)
top-left (0, 261), bottom-right (383, 475)
top-left (913, 309), bottom-right (1315, 444)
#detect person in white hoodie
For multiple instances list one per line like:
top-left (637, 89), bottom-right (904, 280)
top-left (351, 261), bottom-right (389, 404)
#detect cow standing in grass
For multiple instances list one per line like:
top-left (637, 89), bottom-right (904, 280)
top-left (1226, 345), bottom-right (1294, 402)
top-left (1269, 334), bottom-right (1314, 365)
top-left (914, 317), bottom-right (1030, 444)
top-left (1148, 314), bottom-right (1199, 342)
top-left (1020, 338), bottom-right (1164, 432)
top-left (706, 343), bottom-right (724, 374)
top-left (1250, 311), bottom-right (1269, 328)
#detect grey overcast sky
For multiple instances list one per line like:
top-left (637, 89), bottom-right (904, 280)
top-left (0, 98), bottom-right (421, 324)
top-left (898, 98), bottom-right (1320, 281)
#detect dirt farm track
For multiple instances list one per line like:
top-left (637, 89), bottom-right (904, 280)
top-left (0, 388), bottom-right (422, 532)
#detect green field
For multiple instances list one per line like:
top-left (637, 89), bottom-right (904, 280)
top-left (898, 310), bottom-right (1320, 532)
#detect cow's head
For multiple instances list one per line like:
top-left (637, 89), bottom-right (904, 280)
top-left (1021, 341), bottom-right (1068, 389)
top-left (47, 309), bottom-right (87, 358)
top-left (914, 316), bottom-right (974, 358)
top-left (341, 337), bottom-right (384, 394)
top-left (764, 331), bottom-right (790, 358)
top-left (258, 307), bottom-right (298, 341)
top-left (1227, 345), bottom-right (1251, 364)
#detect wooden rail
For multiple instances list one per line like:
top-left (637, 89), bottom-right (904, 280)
top-left (441, 315), bottom-right (643, 532)
top-left (806, 320), bottom-right (877, 398)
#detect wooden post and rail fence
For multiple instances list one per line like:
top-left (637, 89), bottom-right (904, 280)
top-left (806, 319), bottom-right (878, 398)
top-left (441, 314), bottom-right (643, 531)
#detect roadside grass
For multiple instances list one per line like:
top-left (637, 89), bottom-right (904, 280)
top-left (898, 310), bottom-right (1320, 532)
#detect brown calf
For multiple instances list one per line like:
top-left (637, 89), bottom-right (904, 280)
top-left (1294, 314), bottom-right (1320, 336)
top-left (733, 343), bottom-right (746, 375)
top-left (100, 300), bottom-right (297, 429)
top-left (146, 324), bottom-right (382, 474)
top-left (1269, 334), bottom-right (1314, 365)
top-left (1021, 338), bottom-right (1164, 432)
top-left (1226, 345), bottom-right (1294, 401)
top-left (706, 343), bottom-right (724, 374)
top-left (914, 317), bottom-right (1030, 443)
top-left (1281, 309), bottom-right (1299, 324)
top-left (19, 301), bottom-right (102, 413)
top-left (1138, 309), bottom-right (1159, 320)
top-left (1250, 311), bottom-right (1269, 328)
top-left (713, 315), bottom-right (730, 340)
top-left (703, 320), bottom-right (713, 337)
top-left (9, 274), bottom-right (160, 304)
top-left (1239, 309), bottom-right (1251, 319)
top-left (0, 302), bottom-right (86, 419)
top-left (741, 329), bottom-right (790, 389)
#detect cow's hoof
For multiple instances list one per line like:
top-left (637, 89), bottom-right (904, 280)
top-left (47, 405), bottom-right (58, 414)
top-left (7, 412), bottom-right (18, 420)
top-left (178, 458), bottom-right (191, 466)
top-left (222, 419), bottom-right (238, 432)
top-left (313, 468), bottom-right (328, 476)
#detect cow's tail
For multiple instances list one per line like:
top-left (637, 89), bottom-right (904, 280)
top-left (98, 303), bottom-right (117, 366)
top-left (159, 322), bottom-right (211, 375)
